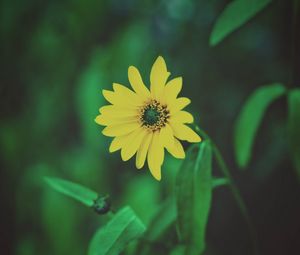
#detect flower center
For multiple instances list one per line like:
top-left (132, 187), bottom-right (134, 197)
top-left (143, 108), bottom-right (160, 125)
top-left (140, 100), bottom-right (169, 131)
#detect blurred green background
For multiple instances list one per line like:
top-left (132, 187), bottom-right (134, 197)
top-left (1, 0), bottom-right (300, 254)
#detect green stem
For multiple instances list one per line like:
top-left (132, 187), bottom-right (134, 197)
top-left (194, 125), bottom-right (259, 255)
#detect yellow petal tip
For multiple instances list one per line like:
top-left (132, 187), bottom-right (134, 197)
top-left (136, 164), bottom-right (143, 170)
top-left (153, 174), bottom-right (161, 181)
top-left (191, 135), bottom-right (202, 143)
top-left (102, 128), bottom-right (110, 137)
top-left (149, 166), bottom-right (162, 181)
top-left (128, 65), bottom-right (135, 71)
top-left (109, 146), bottom-right (116, 153)
top-left (178, 154), bottom-right (185, 159)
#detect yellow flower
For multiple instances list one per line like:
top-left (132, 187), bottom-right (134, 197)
top-left (95, 56), bottom-right (201, 181)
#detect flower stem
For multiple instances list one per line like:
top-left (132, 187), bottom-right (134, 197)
top-left (194, 125), bottom-right (259, 255)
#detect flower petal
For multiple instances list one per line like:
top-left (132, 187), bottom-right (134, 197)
top-left (95, 114), bottom-right (137, 126)
top-left (102, 89), bottom-right (140, 108)
top-left (102, 122), bottom-right (140, 137)
top-left (170, 123), bottom-right (201, 143)
top-left (121, 128), bottom-right (147, 161)
top-left (150, 56), bottom-right (170, 100)
top-left (128, 66), bottom-right (150, 99)
top-left (159, 124), bottom-right (174, 149)
top-left (99, 105), bottom-right (139, 118)
top-left (113, 83), bottom-right (145, 106)
top-left (147, 132), bottom-right (164, 181)
top-left (171, 111), bottom-right (194, 123)
top-left (109, 133), bottom-right (131, 152)
top-left (163, 77), bottom-right (182, 104)
top-left (165, 138), bottom-right (185, 159)
top-left (136, 132), bottom-right (152, 169)
top-left (169, 97), bottom-right (191, 113)
top-left (102, 90), bottom-right (115, 104)
top-left (95, 114), bottom-right (108, 126)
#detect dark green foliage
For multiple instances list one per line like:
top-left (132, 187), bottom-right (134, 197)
top-left (288, 89), bottom-right (300, 179)
top-left (88, 207), bottom-right (146, 255)
top-left (143, 197), bottom-right (177, 242)
top-left (44, 177), bottom-right (98, 207)
top-left (234, 83), bottom-right (286, 168)
top-left (210, 0), bottom-right (272, 46)
top-left (134, 197), bottom-right (177, 255)
top-left (176, 141), bottom-right (213, 255)
top-left (212, 177), bottom-right (229, 188)
top-left (2, 0), bottom-right (299, 255)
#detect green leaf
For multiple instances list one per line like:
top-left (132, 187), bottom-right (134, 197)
top-left (44, 177), bottom-right (98, 207)
top-left (210, 0), bottom-right (272, 46)
top-left (212, 177), bottom-right (229, 188)
top-left (176, 141), bottom-right (213, 255)
top-left (134, 198), bottom-right (177, 255)
top-left (170, 246), bottom-right (185, 255)
top-left (88, 206), bottom-right (146, 255)
top-left (288, 89), bottom-right (300, 179)
top-left (143, 197), bottom-right (177, 242)
top-left (234, 83), bottom-right (285, 168)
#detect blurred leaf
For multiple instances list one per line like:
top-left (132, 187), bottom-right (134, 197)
top-left (42, 187), bottom-right (82, 255)
top-left (170, 246), bottom-right (185, 255)
top-left (123, 176), bottom-right (160, 226)
top-left (135, 198), bottom-right (177, 255)
top-left (176, 141), bottom-right (213, 255)
top-left (143, 197), bottom-right (177, 242)
top-left (210, 0), bottom-right (272, 46)
top-left (44, 177), bottom-right (98, 207)
top-left (234, 83), bottom-right (285, 168)
top-left (16, 236), bottom-right (36, 255)
top-left (76, 48), bottom-right (106, 149)
top-left (88, 206), bottom-right (146, 255)
top-left (288, 89), bottom-right (300, 179)
top-left (212, 177), bottom-right (229, 188)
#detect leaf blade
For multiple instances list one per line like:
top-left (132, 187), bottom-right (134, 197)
top-left (234, 83), bottom-right (285, 168)
top-left (210, 0), bottom-right (272, 46)
top-left (44, 177), bottom-right (98, 207)
top-left (176, 141), bottom-right (213, 255)
top-left (134, 198), bottom-right (177, 255)
top-left (143, 197), bottom-right (177, 242)
top-left (288, 89), bottom-right (300, 179)
top-left (212, 177), bottom-right (229, 188)
top-left (88, 206), bottom-right (146, 255)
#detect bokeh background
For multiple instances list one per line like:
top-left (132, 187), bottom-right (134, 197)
top-left (1, 0), bottom-right (300, 254)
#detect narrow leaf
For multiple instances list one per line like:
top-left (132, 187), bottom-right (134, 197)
top-left (176, 141), bottom-right (213, 255)
top-left (288, 89), bottom-right (300, 179)
top-left (44, 177), bottom-right (98, 207)
top-left (234, 83), bottom-right (285, 168)
top-left (88, 206), bottom-right (146, 255)
top-left (212, 177), bottom-right (229, 188)
top-left (170, 246), bottom-right (185, 255)
top-left (135, 198), bottom-right (177, 255)
top-left (143, 197), bottom-right (177, 242)
top-left (210, 0), bottom-right (272, 46)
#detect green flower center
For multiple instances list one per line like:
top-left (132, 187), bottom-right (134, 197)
top-left (142, 107), bottom-right (160, 125)
top-left (140, 100), bottom-right (170, 131)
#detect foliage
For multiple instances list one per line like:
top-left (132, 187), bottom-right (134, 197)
top-left (44, 177), bottom-right (98, 207)
top-left (88, 207), bottom-right (146, 255)
top-left (2, 0), bottom-right (299, 255)
top-left (288, 89), bottom-right (300, 179)
top-left (233, 83), bottom-right (286, 168)
top-left (210, 0), bottom-right (272, 46)
top-left (176, 141), bottom-right (213, 255)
